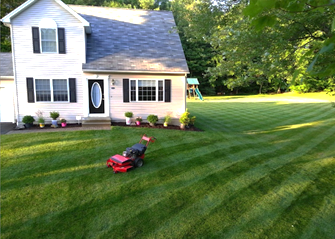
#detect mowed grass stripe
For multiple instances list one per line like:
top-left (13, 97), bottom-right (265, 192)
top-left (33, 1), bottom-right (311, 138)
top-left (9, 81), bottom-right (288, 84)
top-left (148, 119), bottom-right (335, 238)
top-left (190, 102), bottom-right (330, 134)
top-left (44, 119), bottom-right (329, 239)
top-left (111, 114), bottom-right (334, 237)
top-left (217, 133), bottom-right (335, 238)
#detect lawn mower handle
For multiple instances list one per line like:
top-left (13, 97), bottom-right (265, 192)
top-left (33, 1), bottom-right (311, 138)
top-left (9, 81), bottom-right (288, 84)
top-left (140, 135), bottom-right (156, 145)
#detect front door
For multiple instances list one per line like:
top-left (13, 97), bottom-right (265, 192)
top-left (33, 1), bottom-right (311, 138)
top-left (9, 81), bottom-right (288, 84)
top-left (88, 80), bottom-right (105, 114)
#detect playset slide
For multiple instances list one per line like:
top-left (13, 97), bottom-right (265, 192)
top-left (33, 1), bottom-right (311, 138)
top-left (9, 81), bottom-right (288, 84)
top-left (195, 88), bottom-right (204, 101)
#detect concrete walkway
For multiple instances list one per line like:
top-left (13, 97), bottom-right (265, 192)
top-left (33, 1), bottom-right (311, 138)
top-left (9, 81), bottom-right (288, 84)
top-left (0, 122), bottom-right (16, 135)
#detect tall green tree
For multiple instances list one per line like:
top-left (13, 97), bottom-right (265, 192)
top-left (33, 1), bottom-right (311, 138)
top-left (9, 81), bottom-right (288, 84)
top-left (244, 0), bottom-right (335, 78)
top-left (1, 0), bottom-right (26, 52)
top-left (189, 0), bottom-right (334, 93)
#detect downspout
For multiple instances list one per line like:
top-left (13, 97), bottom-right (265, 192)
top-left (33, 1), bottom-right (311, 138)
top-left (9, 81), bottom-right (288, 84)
top-left (184, 73), bottom-right (187, 112)
top-left (10, 25), bottom-right (20, 126)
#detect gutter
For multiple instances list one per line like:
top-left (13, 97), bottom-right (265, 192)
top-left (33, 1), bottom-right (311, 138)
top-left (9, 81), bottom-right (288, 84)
top-left (0, 76), bottom-right (14, 79)
top-left (82, 69), bottom-right (190, 75)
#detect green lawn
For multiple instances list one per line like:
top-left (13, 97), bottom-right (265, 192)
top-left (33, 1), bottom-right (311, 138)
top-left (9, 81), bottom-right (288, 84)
top-left (1, 94), bottom-right (335, 239)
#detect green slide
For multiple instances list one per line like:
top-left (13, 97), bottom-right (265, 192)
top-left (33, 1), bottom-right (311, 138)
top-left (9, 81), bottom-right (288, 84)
top-left (195, 88), bottom-right (204, 101)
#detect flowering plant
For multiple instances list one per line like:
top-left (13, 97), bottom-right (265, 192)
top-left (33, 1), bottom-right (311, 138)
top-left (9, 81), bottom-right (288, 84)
top-left (135, 116), bottom-right (142, 122)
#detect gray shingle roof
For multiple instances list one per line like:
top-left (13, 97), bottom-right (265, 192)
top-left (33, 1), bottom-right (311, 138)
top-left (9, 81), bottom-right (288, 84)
top-left (0, 53), bottom-right (13, 77)
top-left (70, 6), bottom-right (189, 73)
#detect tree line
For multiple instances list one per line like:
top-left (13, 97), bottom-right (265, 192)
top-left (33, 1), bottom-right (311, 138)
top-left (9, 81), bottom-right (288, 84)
top-left (1, 0), bottom-right (334, 95)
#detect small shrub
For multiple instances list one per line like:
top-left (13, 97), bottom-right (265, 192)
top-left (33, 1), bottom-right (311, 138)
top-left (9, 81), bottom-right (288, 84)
top-left (179, 110), bottom-right (190, 126)
top-left (22, 115), bottom-right (35, 124)
top-left (147, 114), bottom-right (158, 124)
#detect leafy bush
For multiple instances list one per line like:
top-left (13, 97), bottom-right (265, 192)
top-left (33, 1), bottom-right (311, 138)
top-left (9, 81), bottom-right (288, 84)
top-left (147, 114), bottom-right (158, 124)
top-left (22, 115), bottom-right (35, 124)
top-left (179, 110), bottom-right (190, 125)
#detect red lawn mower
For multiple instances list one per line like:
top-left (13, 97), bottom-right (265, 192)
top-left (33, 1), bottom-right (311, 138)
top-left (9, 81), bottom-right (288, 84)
top-left (106, 134), bottom-right (156, 173)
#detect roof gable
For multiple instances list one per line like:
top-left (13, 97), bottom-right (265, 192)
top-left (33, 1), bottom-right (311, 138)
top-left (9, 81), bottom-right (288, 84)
top-left (71, 6), bottom-right (189, 73)
top-left (1, 0), bottom-right (91, 33)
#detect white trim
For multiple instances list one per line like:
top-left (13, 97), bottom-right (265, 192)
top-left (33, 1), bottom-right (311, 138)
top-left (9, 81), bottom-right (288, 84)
top-left (1, 0), bottom-right (91, 33)
top-left (85, 76), bottom-right (110, 118)
top-left (129, 78), bottom-right (164, 102)
top-left (39, 19), bottom-right (58, 53)
top-left (83, 69), bottom-right (189, 75)
top-left (11, 27), bottom-right (19, 124)
top-left (34, 78), bottom-right (70, 102)
top-left (54, 0), bottom-right (91, 29)
top-left (0, 76), bottom-right (14, 79)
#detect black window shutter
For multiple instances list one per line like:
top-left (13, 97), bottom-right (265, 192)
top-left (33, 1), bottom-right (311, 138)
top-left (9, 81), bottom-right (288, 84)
top-left (58, 28), bottom-right (66, 54)
top-left (123, 79), bottom-right (130, 103)
top-left (32, 27), bottom-right (40, 53)
top-left (69, 78), bottom-right (76, 102)
top-left (26, 78), bottom-right (35, 103)
top-left (165, 79), bottom-right (171, 102)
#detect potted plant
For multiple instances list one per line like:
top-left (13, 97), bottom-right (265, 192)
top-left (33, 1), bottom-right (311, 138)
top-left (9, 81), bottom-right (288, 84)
top-left (22, 115), bottom-right (35, 128)
top-left (50, 111), bottom-right (60, 128)
top-left (125, 111), bottom-right (133, 125)
top-left (36, 110), bottom-right (45, 128)
top-left (60, 118), bottom-right (67, 127)
top-left (179, 109), bottom-right (190, 129)
top-left (135, 116), bottom-right (142, 126)
top-left (38, 117), bottom-right (45, 128)
top-left (163, 115), bottom-right (171, 127)
top-left (147, 114), bottom-right (158, 126)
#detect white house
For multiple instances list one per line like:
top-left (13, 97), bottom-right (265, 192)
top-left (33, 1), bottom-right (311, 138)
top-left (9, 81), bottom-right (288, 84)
top-left (0, 0), bottom-right (189, 126)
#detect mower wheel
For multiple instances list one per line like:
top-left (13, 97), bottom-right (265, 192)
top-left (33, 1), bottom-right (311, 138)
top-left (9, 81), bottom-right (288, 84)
top-left (134, 158), bottom-right (144, 168)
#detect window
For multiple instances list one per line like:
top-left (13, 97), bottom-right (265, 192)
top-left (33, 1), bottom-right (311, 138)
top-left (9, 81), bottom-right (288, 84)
top-left (35, 79), bottom-right (51, 101)
top-left (53, 79), bottom-right (68, 101)
top-left (130, 79), bottom-right (164, 102)
top-left (35, 79), bottom-right (68, 102)
top-left (41, 28), bottom-right (57, 53)
top-left (38, 18), bottom-right (58, 53)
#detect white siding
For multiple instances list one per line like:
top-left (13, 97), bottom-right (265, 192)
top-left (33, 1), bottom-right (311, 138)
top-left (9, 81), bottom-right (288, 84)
top-left (0, 79), bottom-right (16, 122)
top-left (11, 0), bottom-right (86, 124)
top-left (84, 73), bottom-right (186, 125)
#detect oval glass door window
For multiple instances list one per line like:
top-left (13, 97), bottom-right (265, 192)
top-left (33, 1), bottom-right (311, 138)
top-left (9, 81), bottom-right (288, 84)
top-left (91, 82), bottom-right (102, 108)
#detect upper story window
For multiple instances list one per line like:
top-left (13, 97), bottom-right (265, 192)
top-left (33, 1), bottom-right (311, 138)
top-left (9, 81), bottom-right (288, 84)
top-left (39, 18), bottom-right (58, 53)
top-left (32, 19), bottom-right (65, 54)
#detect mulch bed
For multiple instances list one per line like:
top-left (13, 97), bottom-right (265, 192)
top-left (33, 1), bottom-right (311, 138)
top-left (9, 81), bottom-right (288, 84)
top-left (112, 122), bottom-right (203, 131)
top-left (19, 123), bottom-right (202, 131)
top-left (17, 124), bottom-right (82, 130)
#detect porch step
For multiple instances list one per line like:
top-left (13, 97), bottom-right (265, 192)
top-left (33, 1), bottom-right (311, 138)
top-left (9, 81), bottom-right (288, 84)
top-left (81, 117), bottom-right (111, 128)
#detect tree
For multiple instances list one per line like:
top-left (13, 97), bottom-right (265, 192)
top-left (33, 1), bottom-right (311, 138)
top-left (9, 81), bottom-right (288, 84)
top-left (1, 0), bottom-right (26, 52)
top-left (244, 0), bottom-right (335, 77)
top-left (188, 0), bottom-right (334, 93)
